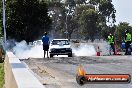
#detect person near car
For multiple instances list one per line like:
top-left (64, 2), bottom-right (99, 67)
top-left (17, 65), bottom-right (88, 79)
top-left (42, 32), bottom-right (50, 58)
top-left (125, 30), bottom-right (131, 55)
top-left (107, 33), bottom-right (116, 55)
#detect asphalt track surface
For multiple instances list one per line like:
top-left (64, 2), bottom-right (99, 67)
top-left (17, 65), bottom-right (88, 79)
top-left (23, 56), bottom-right (132, 88)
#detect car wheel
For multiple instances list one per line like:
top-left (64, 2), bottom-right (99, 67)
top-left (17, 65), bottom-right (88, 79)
top-left (68, 53), bottom-right (72, 57)
top-left (50, 54), bottom-right (53, 58)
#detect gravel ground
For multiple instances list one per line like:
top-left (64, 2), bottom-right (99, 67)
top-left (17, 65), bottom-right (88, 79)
top-left (23, 56), bottom-right (132, 88)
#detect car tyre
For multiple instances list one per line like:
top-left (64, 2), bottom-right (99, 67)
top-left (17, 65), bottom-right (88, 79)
top-left (68, 53), bottom-right (72, 57)
top-left (50, 54), bottom-right (53, 58)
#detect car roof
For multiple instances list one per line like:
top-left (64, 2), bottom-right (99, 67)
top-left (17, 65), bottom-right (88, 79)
top-left (52, 39), bottom-right (68, 41)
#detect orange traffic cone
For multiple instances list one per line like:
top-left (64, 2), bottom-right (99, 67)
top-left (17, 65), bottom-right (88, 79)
top-left (96, 46), bottom-right (100, 56)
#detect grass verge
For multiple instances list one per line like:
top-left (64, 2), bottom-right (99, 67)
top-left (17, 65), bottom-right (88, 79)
top-left (0, 62), bottom-right (4, 88)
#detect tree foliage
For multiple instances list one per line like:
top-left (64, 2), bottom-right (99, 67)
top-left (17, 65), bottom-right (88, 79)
top-left (76, 5), bottom-right (98, 40)
top-left (89, 0), bottom-right (116, 24)
top-left (6, 0), bottom-right (51, 42)
top-left (47, 0), bottom-right (77, 39)
top-left (87, 0), bottom-right (116, 40)
top-left (47, 0), bottom-right (117, 40)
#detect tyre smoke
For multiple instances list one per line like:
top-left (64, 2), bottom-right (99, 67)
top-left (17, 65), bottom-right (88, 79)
top-left (12, 40), bottom-right (44, 59)
top-left (72, 43), bottom-right (96, 56)
top-left (10, 40), bottom-right (110, 59)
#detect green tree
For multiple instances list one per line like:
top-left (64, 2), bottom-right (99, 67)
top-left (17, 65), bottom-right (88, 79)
top-left (65, 0), bottom-right (76, 6)
top-left (77, 5), bottom-right (98, 41)
top-left (75, 0), bottom-right (87, 4)
top-left (47, 1), bottom-right (66, 38)
top-left (45, 0), bottom-right (116, 40)
top-left (88, 0), bottom-right (116, 39)
top-left (6, 0), bottom-right (51, 42)
top-left (89, 0), bottom-right (116, 24)
top-left (48, 0), bottom-right (77, 39)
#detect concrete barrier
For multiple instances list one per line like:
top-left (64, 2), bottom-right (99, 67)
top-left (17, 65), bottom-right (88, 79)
top-left (4, 51), bottom-right (45, 88)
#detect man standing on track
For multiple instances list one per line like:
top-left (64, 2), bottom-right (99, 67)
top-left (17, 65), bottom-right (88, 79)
top-left (42, 32), bottom-right (50, 58)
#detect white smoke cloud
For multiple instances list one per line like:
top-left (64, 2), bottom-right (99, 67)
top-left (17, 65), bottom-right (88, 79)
top-left (98, 42), bottom-right (110, 55)
top-left (72, 43), bottom-right (96, 56)
top-left (13, 40), bottom-right (44, 59)
top-left (72, 40), bottom-right (111, 56)
top-left (12, 40), bottom-right (110, 59)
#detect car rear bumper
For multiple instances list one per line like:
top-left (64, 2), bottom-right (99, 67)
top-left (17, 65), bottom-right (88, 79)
top-left (49, 52), bottom-right (72, 55)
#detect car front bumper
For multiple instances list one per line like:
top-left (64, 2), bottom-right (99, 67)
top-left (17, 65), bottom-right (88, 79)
top-left (49, 48), bottom-right (72, 55)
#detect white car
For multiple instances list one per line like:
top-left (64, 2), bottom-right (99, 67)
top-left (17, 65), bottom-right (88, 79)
top-left (49, 39), bottom-right (72, 57)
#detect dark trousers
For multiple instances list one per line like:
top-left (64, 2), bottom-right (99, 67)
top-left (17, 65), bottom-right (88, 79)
top-left (125, 41), bottom-right (131, 55)
top-left (110, 43), bottom-right (115, 54)
top-left (43, 45), bottom-right (49, 58)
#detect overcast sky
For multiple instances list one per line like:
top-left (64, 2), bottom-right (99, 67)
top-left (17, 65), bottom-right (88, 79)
top-left (112, 0), bottom-right (132, 25)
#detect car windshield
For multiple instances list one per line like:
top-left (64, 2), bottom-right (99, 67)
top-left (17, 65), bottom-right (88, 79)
top-left (51, 40), bottom-right (69, 45)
